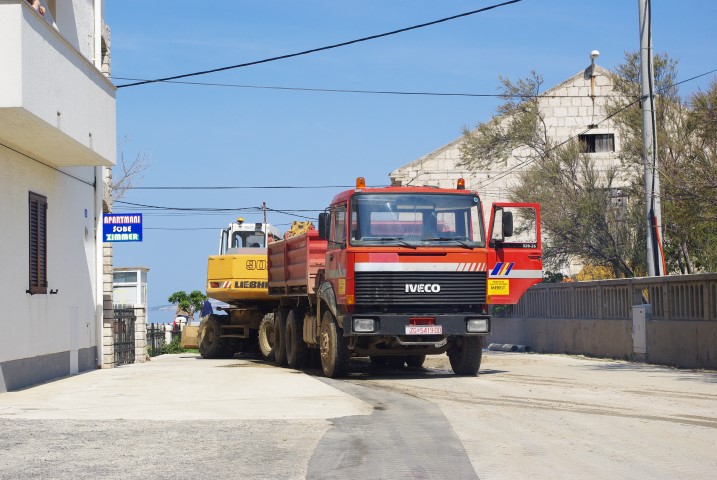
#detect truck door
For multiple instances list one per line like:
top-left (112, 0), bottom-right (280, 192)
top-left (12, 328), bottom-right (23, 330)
top-left (486, 203), bottom-right (543, 304)
top-left (325, 204), bottom-right (347, 305)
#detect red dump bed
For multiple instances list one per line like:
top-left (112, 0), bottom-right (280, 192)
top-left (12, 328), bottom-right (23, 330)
top-left (267, 230), bottom-right (328, 296)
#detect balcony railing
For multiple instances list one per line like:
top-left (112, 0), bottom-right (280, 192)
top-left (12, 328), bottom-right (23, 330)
top-left (0, 0), bottom-right (116, 167)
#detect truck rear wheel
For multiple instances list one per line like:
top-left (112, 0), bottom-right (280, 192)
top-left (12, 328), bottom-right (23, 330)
top-left (319, 311), bottom-right (349, 378)
top-left (286, 310), bottom-right (308, 369)
top-left (199, 315), bottom-right (224, 359)
top-left (448, 336), bottom-right (484, 375)
top-left (258, 314), bottom-right (275, 360)
top-left (274, 309), bottom-right (288, 367)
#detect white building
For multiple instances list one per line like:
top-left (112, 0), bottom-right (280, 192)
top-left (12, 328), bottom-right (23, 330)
top-left (0, 0), bottom-right (115, 392)
top-left (390, 62), bottom-right (622, 213)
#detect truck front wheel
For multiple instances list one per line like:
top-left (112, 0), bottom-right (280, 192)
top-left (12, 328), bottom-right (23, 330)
top-left (286, 309), bottom-right (308, 369)
top-left (274, 309), bottom-right (288, 367)
top-left (319, 311), bottom-right (349, 378)
top-left (448, 336), bottom-right (484, 375)
top-left (198, 315), bottom-right (224, 359)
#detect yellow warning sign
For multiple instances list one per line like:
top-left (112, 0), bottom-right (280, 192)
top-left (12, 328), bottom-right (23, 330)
top-left (488, 279), bottom-right (510, 295)
top-left (338, 278), bottom-right (346, 295)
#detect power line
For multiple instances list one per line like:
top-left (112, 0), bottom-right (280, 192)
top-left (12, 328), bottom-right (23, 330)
top-left (116, 0), bottom-right (523, 88)
top-left (112, 76), bottom-right (626, 99)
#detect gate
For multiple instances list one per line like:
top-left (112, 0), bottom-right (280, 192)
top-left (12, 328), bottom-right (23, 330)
top-left (114, 307), bottom-right (136, 366)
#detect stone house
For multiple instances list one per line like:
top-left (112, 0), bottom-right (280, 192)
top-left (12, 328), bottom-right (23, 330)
top-left (389, 61), bottom-right (626, 274)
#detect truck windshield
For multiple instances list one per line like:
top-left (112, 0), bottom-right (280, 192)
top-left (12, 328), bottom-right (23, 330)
top-left (349, 193), bottom-right (485, 248)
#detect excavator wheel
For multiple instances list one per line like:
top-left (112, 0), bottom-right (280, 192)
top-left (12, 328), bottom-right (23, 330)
top-left (198, 315), bottom-right (225, 359)
top-left (258, 314), bottom-right (275, 360)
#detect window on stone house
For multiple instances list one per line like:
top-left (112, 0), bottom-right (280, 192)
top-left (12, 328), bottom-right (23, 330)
top-left (578, 133), bottom-right (615, 153)
top-left (28, 192), bottom-right (48, 295)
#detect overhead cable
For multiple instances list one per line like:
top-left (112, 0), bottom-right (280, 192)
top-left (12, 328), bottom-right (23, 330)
top-left (116, 0), bottom-right (523, 88)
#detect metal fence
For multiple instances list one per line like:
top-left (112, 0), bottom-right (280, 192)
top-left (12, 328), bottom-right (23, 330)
top-left (501, 273), bottom-right (717, 321)
top-left (113, 307), bottom-right (136, 366)
top-left (147, 323), bottom-right (167, 357)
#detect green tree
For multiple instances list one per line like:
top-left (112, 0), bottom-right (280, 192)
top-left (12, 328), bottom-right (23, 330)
top-left (608, 53), bottom-right (717, 273)
top-left (459, 72), bottom-right (645, 277)
top-left (167, 290), bottom-right (207, 321)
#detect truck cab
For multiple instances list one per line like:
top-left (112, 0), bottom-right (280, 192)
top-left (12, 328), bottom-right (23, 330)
top-left (314, 177), bottom-right (542, 375)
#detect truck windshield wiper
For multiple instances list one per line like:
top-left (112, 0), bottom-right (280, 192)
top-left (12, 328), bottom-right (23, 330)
top-left (373, 237), bottom-right (418, 249)
top-left (422, 237), bottom-right (474, 249)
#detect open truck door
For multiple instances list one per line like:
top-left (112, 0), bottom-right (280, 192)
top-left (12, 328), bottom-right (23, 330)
top-left (486, 203), bottom-right (543, 304)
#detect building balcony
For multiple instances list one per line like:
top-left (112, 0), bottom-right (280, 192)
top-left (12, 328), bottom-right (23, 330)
top-left (0, 0), bottom-right (116, 167)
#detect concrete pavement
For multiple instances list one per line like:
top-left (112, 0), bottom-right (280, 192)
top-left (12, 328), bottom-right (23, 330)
top-left (0, 354), bottom-right (373, 421)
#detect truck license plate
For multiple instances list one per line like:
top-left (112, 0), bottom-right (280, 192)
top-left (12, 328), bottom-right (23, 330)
top-left (405, 325), bottom-right (442, 335)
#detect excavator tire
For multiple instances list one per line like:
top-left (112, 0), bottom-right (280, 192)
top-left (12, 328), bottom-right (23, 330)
top-left (198, 315), bottom-right (224, 359)
top-left (258, 314), bottom-right (275, 360)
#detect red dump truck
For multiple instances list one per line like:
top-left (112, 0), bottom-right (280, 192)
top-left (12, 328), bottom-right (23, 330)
top-left (266, 177), bottom-right (542, 377)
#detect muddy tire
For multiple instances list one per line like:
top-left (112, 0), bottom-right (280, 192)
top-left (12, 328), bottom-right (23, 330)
top-left (406, 354), bottom-right (427, 367)
top-left (448, 336), bottom-right (484, 375)
top-left (198, 315), bottom-right (224, 359)
top-left (319, 310), bottom-right (349, 378)
top-left (286, 310), bottom-right (308, 369)
top-left (258, 314), bottom-right (275, 360)
top-left (273, 309), bottom-right (288, 367)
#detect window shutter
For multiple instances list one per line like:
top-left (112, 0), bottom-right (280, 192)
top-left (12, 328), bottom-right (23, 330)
top-left (29, 192), bottom-right (48, 294)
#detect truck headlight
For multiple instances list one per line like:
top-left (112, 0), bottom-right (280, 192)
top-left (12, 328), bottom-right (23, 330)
top-left (467, 318), bottom-right (488, 333)
top-left (353, 318), bottom-right (375, 333)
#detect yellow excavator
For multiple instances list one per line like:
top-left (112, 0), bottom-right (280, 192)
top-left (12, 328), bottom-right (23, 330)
top-left (199, 218), bottom-right (313, 359)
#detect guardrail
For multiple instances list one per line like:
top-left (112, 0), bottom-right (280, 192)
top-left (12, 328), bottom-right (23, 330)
top-left (491, 274), bottom-right (717, 369)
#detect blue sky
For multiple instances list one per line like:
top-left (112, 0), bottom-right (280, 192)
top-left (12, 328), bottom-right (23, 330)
top-left (106, 0), bottom-right (717, 322)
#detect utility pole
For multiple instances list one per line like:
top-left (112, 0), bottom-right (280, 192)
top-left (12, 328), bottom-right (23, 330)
top-left (638, 0), bottom-right (664, 276)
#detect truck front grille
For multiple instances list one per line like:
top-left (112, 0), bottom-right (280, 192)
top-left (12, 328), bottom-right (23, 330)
top-left (354, 271), bottom-right (486, 306)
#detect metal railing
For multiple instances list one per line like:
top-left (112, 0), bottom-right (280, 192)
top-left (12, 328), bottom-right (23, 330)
top-left (147, 323), bottom-right (167, 357)
top-left (501, 273), bottom-right (717, 322)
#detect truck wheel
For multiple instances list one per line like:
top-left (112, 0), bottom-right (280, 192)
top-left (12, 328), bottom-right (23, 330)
top-left (319, 310), bottom-right (349, 378)
top-left (273, 309), bottom-right (288, 366)
top-left (448, 336), bottom-right (484, 375)
top-left (199, 315), bottom-right (224, 359)
top-left (286, 310), bottom-right (308, 369)
top-left (258, 314), bottom-right (275, 360)
top-left (406, 354), bottom-right (427, 367)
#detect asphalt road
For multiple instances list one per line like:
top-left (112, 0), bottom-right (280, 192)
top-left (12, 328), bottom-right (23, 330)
top-left (0, 352), bottom-right (715, 479)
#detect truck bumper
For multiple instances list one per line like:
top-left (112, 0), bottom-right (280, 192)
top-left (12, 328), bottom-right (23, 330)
top-left (342, 313), bottom-right (491, 336)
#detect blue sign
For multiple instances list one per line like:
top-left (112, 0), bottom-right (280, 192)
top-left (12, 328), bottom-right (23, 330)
top-left (103, 213), bottom-right (143, 242)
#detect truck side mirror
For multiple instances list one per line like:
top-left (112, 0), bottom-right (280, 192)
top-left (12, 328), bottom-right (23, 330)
top-left (503, 211), bottom-right (514, 238)
top-left (318, 212), bottom-right (330, 240)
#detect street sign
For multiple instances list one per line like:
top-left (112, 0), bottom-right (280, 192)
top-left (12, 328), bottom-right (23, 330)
top-left (103, 213), bottom-right (143, 242)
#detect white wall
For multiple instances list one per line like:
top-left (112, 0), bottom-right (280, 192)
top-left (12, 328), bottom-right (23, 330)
top-left (0, 148), bottom-right (98, 364)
